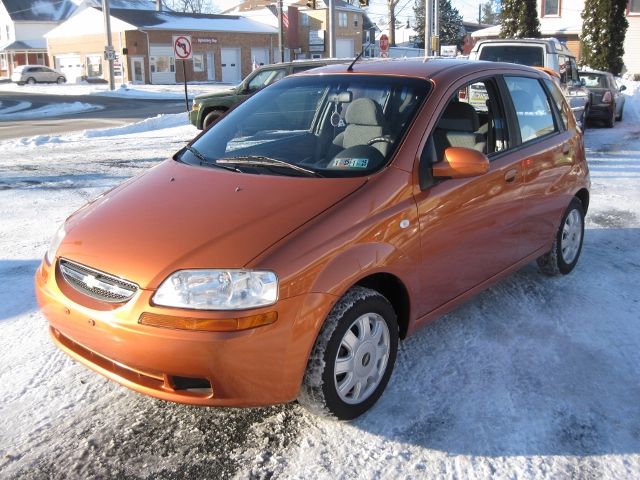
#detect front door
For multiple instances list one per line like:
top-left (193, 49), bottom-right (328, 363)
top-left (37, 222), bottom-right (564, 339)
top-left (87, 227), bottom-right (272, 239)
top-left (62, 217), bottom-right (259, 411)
top-left (414, 75), bottom-right (524, 317)
top-left (131, 57), bottom-right (145, 84)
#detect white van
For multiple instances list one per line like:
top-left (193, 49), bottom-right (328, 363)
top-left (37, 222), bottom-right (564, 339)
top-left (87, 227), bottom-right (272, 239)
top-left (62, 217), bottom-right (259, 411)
top-left (469, 38), bottom-right (591, 128)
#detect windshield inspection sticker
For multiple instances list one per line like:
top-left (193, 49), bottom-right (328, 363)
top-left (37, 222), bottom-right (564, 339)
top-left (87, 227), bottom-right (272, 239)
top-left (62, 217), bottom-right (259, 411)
top-left (330, 158), bottom-right (369, 169)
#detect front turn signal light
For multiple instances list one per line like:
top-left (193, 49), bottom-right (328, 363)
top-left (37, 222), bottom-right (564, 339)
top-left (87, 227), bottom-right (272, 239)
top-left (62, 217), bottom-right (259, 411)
top-left (138, 311), bottom-right (277, 332)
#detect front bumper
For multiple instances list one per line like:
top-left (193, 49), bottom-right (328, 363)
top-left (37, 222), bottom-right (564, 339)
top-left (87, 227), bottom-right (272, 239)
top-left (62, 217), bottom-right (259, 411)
top-left (35, 260), bottom-right (334, 407)
top-left (188, 107), bottom-right (200, 128)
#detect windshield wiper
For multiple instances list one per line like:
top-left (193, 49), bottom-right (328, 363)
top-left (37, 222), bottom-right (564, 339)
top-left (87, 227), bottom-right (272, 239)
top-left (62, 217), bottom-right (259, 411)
top-left (183, 146), bottom-right (241, 173)
top-left (216, 156), bottom-right (323, 177)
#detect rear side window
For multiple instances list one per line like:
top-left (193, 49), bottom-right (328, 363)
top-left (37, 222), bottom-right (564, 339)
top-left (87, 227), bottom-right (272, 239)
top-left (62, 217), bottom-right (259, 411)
top-left (479, 45), bottom-right (544, 67)
top-left (543, 78), bottom-right (569, 130)
top-left (505, 76), bottom-right (557, 143)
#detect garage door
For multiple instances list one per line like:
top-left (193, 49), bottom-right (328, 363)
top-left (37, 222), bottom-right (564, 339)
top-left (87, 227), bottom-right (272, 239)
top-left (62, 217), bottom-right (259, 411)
top-left (221, 48), bottom-right (241, 83)
top-left (55, 55), bottom-right (82, 83)
top-left (336, 38), bottom-right (355, 58)
top-left (251, 48), bottom-right (270, 68)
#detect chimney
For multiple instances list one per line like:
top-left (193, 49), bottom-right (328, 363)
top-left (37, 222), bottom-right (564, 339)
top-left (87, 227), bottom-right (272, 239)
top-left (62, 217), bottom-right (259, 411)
top-left (156, 0), bottom-right (162, 11)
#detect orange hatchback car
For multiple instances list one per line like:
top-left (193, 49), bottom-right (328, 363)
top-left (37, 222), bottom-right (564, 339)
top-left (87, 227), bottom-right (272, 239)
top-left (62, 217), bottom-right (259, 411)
top-left (36, 59), bottom-right (589, 419)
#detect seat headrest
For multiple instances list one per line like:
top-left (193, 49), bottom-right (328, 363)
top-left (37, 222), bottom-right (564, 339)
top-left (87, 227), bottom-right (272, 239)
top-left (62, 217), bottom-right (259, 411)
top-left (345, 98), bottom-right (383, 126)
top-left (437, 101), bottom-right (479, 132)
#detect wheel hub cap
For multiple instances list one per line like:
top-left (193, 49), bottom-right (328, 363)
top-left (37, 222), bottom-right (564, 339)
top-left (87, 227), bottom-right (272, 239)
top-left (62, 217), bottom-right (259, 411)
top-left (334, 313), bottom-right (390, 405)
top-left (561, 208), bottom-right (582, 264)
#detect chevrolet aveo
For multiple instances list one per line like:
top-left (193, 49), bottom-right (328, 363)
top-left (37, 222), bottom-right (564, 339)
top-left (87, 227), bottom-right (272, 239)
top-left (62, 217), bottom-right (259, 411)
top-left (36, 59), bottom-right (590, 420)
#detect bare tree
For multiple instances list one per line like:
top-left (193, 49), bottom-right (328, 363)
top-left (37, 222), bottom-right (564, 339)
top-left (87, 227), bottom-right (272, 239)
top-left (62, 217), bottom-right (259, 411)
top-left (163, 0), bottom-right (218, 14)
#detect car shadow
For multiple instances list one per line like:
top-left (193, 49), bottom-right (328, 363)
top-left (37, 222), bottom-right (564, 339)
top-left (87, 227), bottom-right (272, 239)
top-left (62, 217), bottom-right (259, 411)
top-left (352, 227), bottom-right (640, 457)
top-left (0, 259), bottom-right (41, 321)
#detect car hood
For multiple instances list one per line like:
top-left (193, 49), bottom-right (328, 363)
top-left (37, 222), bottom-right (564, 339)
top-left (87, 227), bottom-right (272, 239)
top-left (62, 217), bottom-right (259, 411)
top-left (58, 159), bottom-right (366, 289)
top-left (194, 87), bottom-right (238, 101)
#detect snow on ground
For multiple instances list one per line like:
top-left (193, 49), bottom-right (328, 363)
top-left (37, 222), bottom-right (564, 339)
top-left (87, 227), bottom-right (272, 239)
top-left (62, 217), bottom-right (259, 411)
top-left (0, 101), bottom-right (104, 121)
top-left (0, 81), bottom-right (235, 100)
top-left (0, 86), bottom-right (639, 479)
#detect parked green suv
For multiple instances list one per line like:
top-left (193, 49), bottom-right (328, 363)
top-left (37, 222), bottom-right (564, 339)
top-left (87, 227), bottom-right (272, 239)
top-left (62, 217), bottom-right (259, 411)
top-left (189, 59), bottom-right (348, 130)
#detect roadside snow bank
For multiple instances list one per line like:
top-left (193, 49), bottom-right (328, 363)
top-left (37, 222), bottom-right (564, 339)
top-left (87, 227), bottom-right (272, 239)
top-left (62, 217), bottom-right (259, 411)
top-left (8, 113), bottom-right (192, 147)
top-left (0, 102), bottom-right (103, 120)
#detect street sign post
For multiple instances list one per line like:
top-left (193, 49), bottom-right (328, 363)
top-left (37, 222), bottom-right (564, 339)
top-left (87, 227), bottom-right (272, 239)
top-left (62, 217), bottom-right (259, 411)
top-left (173, 35), bottom-right (192, 111)
top-left (379, 34), bottom-right (389, 57)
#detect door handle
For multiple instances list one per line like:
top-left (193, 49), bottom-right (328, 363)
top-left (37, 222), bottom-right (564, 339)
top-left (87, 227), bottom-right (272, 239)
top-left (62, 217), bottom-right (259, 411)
top-left (562, 143), bottom-right (571, 155)
top-left (504, 169), bottom-right (518, 183)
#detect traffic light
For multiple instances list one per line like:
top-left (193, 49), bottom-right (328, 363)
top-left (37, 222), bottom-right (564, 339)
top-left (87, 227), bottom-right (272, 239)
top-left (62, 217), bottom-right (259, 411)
top-left (306, 0), bottom-right (316, 8)
top-left (359, 0), bottom-right (369, 6)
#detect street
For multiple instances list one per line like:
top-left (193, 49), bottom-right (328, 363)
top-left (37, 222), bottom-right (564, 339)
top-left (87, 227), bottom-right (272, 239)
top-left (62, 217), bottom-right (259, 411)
top-left (0, 90), bottom-right (185, 140)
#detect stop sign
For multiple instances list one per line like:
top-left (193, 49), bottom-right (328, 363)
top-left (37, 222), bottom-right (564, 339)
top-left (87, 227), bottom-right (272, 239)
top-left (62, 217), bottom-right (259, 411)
top-left (379, 34), bottom-right (389, 52)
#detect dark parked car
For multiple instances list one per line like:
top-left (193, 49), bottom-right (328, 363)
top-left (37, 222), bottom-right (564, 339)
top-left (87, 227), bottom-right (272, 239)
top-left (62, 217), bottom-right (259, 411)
top-left (189, 59), bottom-right (347, 130)
top-left (578, 70), bottom-right (626, 128)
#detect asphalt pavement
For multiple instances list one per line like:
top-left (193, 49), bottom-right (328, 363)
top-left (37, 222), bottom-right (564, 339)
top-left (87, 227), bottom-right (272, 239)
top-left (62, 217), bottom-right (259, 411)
top-left (0, 91), bottom-right (186, 140)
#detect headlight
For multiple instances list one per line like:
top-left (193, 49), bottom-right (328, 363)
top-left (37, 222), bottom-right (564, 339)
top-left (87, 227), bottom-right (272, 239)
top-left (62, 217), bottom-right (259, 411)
top-left (152, 269), bottom-right (278, 310)
top-left (45, 224), bottom-right (66, 265)
top-left (192, 101), bottom-right (200, 111)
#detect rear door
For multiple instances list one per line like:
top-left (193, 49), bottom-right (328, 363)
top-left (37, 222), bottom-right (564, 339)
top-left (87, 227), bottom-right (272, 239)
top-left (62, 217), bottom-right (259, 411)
top-left (505, 75), bottom-right (578, 258)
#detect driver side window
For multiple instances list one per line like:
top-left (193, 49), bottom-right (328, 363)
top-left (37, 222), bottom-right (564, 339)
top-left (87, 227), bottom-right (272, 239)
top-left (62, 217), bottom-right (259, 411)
top-left (419, 77), bottom-right (508, 189)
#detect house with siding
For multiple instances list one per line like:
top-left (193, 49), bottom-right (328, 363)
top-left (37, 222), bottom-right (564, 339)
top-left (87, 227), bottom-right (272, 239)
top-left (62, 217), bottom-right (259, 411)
top-left (470, 0), bottom-right (640, 76)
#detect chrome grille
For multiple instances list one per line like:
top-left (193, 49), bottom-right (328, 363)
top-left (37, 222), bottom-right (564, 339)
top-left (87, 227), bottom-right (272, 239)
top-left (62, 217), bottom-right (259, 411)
top-left (59, 258), bottom-right (138, 303)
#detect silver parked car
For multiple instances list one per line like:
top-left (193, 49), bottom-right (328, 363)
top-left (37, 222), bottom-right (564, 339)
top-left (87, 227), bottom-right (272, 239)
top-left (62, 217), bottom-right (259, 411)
top-left (11, 65), bottom-right (66, 85)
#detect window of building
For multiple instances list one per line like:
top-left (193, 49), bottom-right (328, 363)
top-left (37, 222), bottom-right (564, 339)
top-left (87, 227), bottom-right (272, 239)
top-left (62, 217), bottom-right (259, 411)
top-left (150, 56), bottom-right (175, 73)
top-left (301, 13), bottom-right (309, 26)
top-left (193, 54), bottom-right (204, 72)
top-left (629, 0), bottom-right (640, 14)
top-left (36, 52), bottom-right (46, 65)
top-left (339, 12), bottom-right (348, 27)
top-left (543, 0), bottom-right (560, 16)
top-left (87, 55), bottom-right (103, 77)
top-left (354, 15), bottom-right (358, 27)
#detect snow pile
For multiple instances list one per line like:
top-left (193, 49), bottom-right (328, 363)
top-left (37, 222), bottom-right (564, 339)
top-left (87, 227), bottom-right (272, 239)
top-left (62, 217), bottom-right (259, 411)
top-left (0, 102), bottom-right (103, 120)
top-left (10, 113), bottom-right (191, 147)
top-left (0, 81), bottom-right (235, 99)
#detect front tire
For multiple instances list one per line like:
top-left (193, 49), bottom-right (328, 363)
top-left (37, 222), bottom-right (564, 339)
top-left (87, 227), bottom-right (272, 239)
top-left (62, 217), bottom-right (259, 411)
top-left (26, 77), bottom-right (36, 85)
top-left (298, 286), bottom-right (399, 420)
top-left (537, 197), bottom-right (585, 276)
top-left (57, 76), bottom-right (66, 84)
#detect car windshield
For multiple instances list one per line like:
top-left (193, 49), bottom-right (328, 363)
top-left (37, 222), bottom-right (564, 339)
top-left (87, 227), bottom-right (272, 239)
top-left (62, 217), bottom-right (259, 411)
top-left (479, 45), bottom-right (545, 67)
top-left (180, 74), bottom-right (430, 178)
top-left (578, 72), bottom-right (607, 88)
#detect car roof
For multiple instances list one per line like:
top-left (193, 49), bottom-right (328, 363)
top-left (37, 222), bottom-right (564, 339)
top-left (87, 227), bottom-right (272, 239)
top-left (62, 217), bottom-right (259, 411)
top-left (296, 58), bottom-right (546, 84)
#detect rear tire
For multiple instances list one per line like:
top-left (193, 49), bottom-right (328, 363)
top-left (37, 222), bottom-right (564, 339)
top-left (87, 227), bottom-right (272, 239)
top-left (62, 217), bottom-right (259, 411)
top-left (298, 286), bottom-right (398, 420)
top-left (537, 197), bottom-right (585, 276)
top-left (605, 107), bottom-right (616, 128)
top-left (617, 106), bottom-right (623, 121)
top-left (203, 109), bottom-right (225, 129)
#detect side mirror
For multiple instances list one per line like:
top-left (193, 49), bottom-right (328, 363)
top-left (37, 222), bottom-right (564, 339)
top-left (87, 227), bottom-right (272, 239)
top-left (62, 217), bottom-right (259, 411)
top-left (432, 147), bottom-right (490, 179)
top-left (620, 84), bottom-right (627, 92)
top-left (580, 78), bottom-right (586, 87)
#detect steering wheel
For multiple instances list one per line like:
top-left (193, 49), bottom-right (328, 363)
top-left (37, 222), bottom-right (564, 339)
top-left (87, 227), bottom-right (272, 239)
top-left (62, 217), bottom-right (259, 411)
top-left (367, 136), bottom-right (393, 146)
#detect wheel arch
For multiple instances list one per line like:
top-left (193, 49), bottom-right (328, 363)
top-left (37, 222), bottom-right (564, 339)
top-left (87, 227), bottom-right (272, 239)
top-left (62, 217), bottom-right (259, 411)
top-left (575, 188), bottom-right (589, 214)
top-left (200, 105), bottom-right (229, 128)
top-left (355, 272), bottom-right (411, 339)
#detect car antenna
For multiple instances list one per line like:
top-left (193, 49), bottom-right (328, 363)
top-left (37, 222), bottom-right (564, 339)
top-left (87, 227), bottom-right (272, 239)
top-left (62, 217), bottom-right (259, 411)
top-left (347, 42), bottom-right (371, 72)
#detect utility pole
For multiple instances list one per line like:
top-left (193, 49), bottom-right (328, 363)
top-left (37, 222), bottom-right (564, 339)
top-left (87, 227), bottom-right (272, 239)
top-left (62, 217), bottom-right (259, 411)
top-left (478, 3), bottom-right (481, 24)
top-left (102, 0), bottom-right (115, 90)
top-left (425, 0), bottom-right (432, 56)
top-left (278, 0), bottom-right (285, 62)
top-left (328, 0), bottom-right (336, 57)
top-left (433, 0), bottom-right (439, 56)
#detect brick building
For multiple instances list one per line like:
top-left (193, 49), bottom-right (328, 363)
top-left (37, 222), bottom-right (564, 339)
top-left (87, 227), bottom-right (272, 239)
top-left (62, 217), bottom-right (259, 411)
top-left (45, 7), bottom-right (278, 84)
